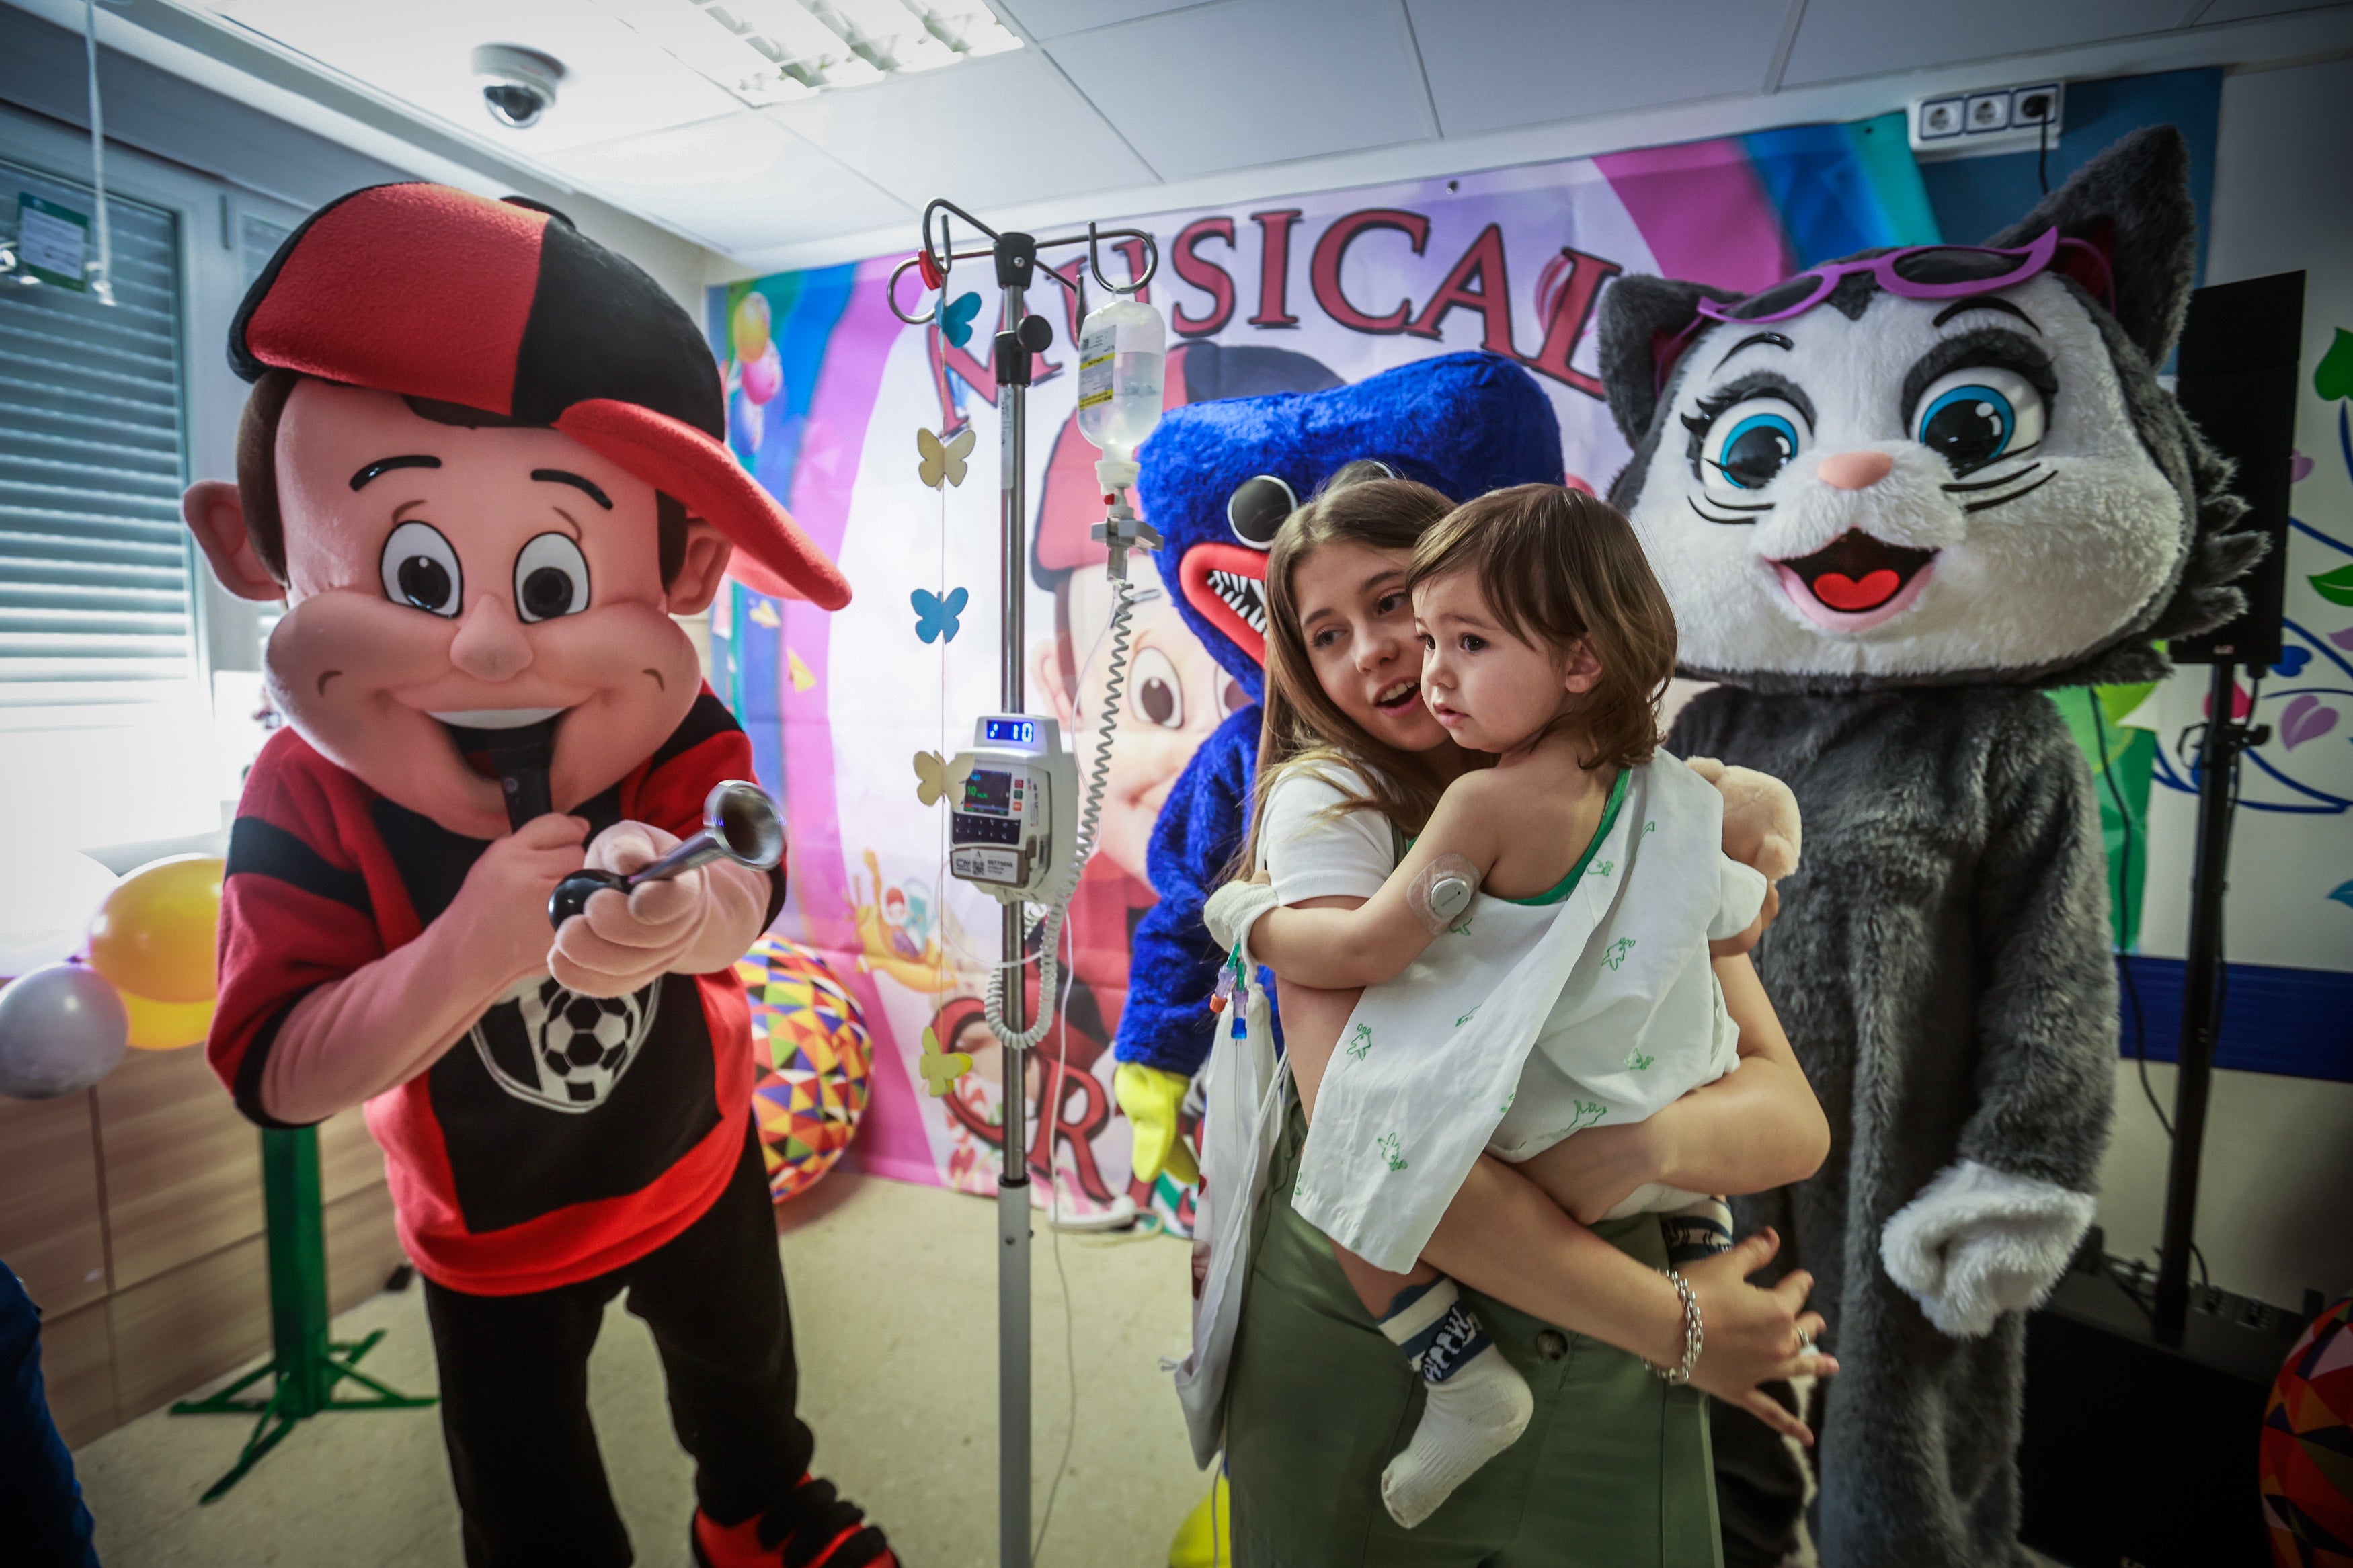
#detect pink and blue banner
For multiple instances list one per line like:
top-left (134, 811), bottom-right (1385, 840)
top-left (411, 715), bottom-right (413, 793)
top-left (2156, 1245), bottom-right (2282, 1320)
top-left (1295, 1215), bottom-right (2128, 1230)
top-left (705, 116), bottom-right (1942, 1209)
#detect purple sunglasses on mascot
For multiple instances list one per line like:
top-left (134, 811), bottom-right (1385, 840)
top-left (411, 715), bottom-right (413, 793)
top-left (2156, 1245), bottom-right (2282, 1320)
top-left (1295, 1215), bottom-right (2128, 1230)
top-left (1659, 229), bottom-right (2114, 388)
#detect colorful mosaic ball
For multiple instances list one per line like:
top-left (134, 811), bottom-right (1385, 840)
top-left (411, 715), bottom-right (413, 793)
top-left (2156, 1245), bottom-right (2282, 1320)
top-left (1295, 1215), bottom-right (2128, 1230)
top-left (2263, 1292), bottom-right (2353, 1567)
top-left (737, 935), bottom-right (872, 1203)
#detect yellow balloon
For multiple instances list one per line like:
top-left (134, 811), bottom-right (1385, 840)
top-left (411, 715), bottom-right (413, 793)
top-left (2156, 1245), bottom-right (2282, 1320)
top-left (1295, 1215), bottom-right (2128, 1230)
top-left (731, 290), bottom-right (772, 363)
top-left (120, 989), bottom-right (214, 1051)
top-left (87, 855), bottom-right (223, 1005)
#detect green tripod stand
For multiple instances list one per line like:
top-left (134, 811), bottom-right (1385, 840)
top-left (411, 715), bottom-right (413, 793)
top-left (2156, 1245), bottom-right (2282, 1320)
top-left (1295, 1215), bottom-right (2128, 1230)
top-left (170, 1125), bottom-right (434, 1502)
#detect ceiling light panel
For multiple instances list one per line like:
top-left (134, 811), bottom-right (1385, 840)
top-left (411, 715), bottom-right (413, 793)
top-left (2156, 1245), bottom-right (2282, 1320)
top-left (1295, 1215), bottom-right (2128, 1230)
top-left (592, 0), bottom-right (1020, 105)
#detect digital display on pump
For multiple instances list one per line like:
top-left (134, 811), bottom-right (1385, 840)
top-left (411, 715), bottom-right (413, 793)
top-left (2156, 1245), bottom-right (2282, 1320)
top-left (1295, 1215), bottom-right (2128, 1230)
top-left (984, 717), bottom-right (1036, 747)
top-left (962, 770), bottom-right (1014, 814)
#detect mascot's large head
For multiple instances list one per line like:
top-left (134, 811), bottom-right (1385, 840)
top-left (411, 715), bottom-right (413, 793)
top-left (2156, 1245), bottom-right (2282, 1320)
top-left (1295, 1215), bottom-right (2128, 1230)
top-left (1599, 126), bottom-right (2261, 693)
top-left (1137, 350), bottom-right (1566, 704)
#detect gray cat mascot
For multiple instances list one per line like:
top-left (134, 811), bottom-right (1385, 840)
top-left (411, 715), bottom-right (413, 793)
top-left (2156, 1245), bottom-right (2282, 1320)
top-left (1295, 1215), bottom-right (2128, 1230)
top-left (1597, 126), bottom-right (2263, 1567)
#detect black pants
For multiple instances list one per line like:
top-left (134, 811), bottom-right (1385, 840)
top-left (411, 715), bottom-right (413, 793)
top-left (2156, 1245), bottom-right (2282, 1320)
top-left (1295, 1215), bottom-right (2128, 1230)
top-left (424, 1127), bottom-right (811, 1568)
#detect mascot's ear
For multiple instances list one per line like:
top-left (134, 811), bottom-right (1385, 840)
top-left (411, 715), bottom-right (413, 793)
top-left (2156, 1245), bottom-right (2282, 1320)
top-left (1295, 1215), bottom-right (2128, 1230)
top-left (1985, 124), bottom-right (2197, 367)
top-left (1597, 275), bottom-right (1742, 446)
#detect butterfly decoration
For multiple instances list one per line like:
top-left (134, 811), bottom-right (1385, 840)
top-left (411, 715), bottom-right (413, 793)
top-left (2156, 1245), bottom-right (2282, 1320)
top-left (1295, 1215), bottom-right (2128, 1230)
top-left (912, 586), bottom-right (967, 644)
top-left (912, 749), bottom-right (974, 807)
top-left (939, 291), bottom-right (982, 348)
top-left (747, 598), bottom-right (781, 629)
top-left (918, 1023), bottom-right (973, 1098)
top-left (786, 648), bottom-right (817, 692)
top-left (916, 425), bottom-right (975, 489)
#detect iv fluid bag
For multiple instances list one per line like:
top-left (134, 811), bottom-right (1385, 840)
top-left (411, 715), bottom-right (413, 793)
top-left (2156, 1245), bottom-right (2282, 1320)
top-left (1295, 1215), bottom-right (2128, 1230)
top-left (1076, 297), bottom-right (1165, 461)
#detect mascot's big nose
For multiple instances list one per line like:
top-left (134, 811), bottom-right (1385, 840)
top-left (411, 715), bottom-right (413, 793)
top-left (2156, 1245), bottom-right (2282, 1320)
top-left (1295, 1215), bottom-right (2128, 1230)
top-left (1817, 450), bottom-right (1896, 491)
top-left (449, 594), bottom-right (535, 682)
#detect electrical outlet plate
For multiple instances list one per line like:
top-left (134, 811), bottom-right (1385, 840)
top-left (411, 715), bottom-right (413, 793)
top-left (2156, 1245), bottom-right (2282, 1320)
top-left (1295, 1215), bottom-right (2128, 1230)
top-left (1910, 81), bottom-right (2063, 162)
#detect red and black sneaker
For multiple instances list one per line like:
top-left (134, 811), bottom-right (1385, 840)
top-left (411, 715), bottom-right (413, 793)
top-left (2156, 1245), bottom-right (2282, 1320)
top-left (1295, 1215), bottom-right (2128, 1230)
top-left (690, 1474), bottom-right (895, 1568)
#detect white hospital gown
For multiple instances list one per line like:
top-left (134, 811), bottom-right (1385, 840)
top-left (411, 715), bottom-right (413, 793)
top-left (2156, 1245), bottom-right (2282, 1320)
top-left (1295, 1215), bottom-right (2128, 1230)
top-left (1273, 753), bottom-right (1766, 1274)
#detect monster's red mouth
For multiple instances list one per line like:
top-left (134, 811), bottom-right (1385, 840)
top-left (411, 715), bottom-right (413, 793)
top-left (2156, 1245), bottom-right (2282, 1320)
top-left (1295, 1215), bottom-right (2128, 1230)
top-left (1773, 531), bottom-right (1937, 629)
top-left (1179, 542), bottom-right (1268, 666)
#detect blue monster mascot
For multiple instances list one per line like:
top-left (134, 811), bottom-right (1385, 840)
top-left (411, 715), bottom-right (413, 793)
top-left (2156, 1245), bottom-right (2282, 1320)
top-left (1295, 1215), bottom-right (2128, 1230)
top-left (1110, 350), bottom-right (1567, 1192)
top-left (1597, 128), bottom-right (2263, 1567)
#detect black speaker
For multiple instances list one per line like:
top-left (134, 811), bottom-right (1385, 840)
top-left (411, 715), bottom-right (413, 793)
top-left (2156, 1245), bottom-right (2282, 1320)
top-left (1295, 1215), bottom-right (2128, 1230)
top-left (2018, 1243), bottom-right (2306, 1567)
top-left (2169, 270), bottom-right (2305, 667)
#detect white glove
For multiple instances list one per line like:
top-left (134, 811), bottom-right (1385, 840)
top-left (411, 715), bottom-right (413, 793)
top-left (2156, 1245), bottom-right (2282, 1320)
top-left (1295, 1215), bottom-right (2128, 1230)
top-left (1880, 1159), bottom-right (2096, 1338)
top-left (1203, 879), bottom-right (1283, 968)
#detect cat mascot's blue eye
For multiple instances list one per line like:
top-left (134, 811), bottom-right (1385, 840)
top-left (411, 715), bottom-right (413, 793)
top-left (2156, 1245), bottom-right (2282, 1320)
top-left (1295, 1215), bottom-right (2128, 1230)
top-left (1701, 399), bottom-right (1806, 492)
top-left (1912, 366), bottom-right (2046, 474)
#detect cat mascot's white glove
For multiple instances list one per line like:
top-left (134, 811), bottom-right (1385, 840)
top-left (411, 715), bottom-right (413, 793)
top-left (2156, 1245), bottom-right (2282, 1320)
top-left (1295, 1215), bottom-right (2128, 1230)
top-left (1203, 879), bottom-right (1282, 969)
top-left (1880, 1159), bottom-right (2097, 1337)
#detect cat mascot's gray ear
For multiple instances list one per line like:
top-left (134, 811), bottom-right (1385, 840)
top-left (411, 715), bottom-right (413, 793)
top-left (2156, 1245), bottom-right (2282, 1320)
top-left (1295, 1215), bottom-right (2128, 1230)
top-left (1597, 275), bottom-right (1742, 446)
top-left (1987, 124), bottom-right (2198, 368)
top-left (1991, 122), bottom-right (2264, 671)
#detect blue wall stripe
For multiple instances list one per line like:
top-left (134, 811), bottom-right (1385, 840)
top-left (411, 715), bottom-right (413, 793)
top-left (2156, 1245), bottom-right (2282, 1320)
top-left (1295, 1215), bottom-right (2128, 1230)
top-left (2116, 956), bottom-right (2353, 1083)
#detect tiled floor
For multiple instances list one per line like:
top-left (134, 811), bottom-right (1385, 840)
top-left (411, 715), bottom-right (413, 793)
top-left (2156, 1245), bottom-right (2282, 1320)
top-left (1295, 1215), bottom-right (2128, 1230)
top-left (73, 1171), bottom-right (1208, 1567)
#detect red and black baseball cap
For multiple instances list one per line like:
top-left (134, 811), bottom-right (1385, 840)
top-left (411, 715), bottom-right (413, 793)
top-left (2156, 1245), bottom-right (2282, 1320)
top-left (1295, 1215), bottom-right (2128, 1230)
top-left (230, 182), bottom-right (848, 609)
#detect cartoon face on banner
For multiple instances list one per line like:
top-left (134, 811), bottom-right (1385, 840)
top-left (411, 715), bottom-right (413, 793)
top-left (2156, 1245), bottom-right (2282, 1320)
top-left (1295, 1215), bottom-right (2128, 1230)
top-left (711, 120), bottom-right (1947, 1214)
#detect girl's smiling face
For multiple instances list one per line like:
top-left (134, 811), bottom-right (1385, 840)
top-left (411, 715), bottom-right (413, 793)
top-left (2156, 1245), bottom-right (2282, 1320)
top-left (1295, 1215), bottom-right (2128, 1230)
top-left (1289, 539), bottom-right (1449, 754)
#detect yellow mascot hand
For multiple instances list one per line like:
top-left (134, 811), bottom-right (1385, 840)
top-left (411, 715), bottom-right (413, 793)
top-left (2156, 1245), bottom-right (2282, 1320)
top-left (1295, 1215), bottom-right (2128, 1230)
top-left (1115, 1062), bottom-right (1199, 1187)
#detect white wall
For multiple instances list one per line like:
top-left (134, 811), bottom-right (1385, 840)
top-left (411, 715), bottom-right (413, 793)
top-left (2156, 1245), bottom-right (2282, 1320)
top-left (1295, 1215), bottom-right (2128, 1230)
top-left (2093, 54), bottom-right (2353, 1313)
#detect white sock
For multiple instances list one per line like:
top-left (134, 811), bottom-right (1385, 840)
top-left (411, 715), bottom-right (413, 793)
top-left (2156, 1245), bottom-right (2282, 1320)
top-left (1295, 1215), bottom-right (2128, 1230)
top-left (1663, 1196), bottom-right (1734, 1265)
top-left (1374, 1278), bottom-right (1533, 1530)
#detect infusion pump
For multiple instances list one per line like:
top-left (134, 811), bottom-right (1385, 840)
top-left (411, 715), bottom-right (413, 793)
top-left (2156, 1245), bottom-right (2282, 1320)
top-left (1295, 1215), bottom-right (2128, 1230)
top-left (948, 715), bottom-right (1078, 903)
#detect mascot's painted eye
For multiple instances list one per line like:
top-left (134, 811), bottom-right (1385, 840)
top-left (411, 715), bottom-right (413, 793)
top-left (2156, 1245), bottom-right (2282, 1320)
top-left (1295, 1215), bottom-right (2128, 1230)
top-left (1131, 645), bottom-right (1184, 729)
top-left (1912, 366), bottom-right (2046, 474)
top-left (1700, 399), bottom-right (1807, 493)
top-left (380, 520), bottom-right (463, 617)
top-left (514, 532), bottom-right (591, 623)
top-left (1227, 474), bottom-right (1297, 550)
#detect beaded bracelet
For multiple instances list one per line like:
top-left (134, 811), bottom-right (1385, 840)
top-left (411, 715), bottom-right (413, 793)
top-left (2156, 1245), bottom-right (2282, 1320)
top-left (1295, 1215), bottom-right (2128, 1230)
top-left (1646, 1269), bottom-right (1703, 1386)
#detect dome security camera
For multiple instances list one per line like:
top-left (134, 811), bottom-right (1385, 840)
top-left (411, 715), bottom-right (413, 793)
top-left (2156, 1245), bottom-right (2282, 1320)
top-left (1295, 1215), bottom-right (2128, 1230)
top-left (471, 44), bottom-right (565, 130)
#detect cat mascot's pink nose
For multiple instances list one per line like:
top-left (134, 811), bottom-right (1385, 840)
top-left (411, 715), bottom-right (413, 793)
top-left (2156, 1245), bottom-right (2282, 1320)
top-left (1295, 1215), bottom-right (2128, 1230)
top-left (1816, 450), bottom-right (1896, 491)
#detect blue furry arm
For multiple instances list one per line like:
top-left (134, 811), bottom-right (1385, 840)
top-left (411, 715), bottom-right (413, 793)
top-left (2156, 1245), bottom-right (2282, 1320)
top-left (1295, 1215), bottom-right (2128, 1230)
top-left (1962, 698), bottom-right (2119, 1190)
top-left (1113, 707), bottom-right (1259, 1078)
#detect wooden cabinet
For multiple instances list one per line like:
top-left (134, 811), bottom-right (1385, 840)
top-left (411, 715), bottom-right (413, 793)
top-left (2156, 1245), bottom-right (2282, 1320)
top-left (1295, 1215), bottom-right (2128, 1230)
top-left (0, 1053), bottom-right (405, 1449)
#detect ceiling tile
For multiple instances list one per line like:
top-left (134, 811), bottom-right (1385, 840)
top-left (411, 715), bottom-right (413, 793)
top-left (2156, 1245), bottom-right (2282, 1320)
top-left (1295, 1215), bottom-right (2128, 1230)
top-left (996, 0), bottom-right (1210, 40)
top-left (204, 0), bottom-right (740, 151)
top-left (1405, 1), bottom-right (1795, 138)
top-left (1781, 0), bottom-right (2190, 86)
top-left (543, 112), bottom-right (910, 254)
top-left (762, 49), bottom-right (1152, 212)
top-left (1045, 0), bottom-right (1433, 180)
top-left (2192, 0), bottom-right (2345, 20)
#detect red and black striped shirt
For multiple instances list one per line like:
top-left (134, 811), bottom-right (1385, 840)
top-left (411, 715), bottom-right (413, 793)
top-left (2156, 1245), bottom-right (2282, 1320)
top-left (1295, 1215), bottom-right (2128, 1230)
top-left (208, 691), bottom-right (781, 1296)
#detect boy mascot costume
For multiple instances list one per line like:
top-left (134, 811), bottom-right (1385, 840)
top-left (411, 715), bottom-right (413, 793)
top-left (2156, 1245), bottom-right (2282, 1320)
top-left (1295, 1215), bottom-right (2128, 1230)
top-left (1109, 351), bottom-right (1565, 1185)
top-left (1597, 128), bottom-right (2262, 1566)
top-left (183, 185), bottom-right (893, 1568)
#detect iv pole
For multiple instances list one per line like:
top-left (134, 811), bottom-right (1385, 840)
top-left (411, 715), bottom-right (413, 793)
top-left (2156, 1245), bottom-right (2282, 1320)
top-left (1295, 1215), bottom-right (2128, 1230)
top-left (888, 203), bottom-right (1158, 1568)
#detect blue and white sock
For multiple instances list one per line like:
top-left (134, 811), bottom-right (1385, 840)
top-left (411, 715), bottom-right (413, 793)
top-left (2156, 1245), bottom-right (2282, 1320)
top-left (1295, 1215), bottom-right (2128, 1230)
top-left (1374, 1278), bottom-right (1532, 1529)
top-left (1663, 1196), bottom-right (1735, 1266)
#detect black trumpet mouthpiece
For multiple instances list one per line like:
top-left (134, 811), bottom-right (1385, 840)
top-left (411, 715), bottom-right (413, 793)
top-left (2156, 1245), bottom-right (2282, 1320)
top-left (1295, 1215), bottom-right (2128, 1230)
top-left (442, 716), bottom-right (561, 832)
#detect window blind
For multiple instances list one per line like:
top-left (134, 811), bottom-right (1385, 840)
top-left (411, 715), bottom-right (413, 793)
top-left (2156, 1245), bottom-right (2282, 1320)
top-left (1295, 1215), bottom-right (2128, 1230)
top-left (0, 159), bottom-right (189, 714)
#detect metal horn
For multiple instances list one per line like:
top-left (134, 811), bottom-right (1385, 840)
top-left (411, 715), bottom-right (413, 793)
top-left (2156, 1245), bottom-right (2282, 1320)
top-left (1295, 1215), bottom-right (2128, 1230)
top-left (547, 780), bottom-right (783, 927)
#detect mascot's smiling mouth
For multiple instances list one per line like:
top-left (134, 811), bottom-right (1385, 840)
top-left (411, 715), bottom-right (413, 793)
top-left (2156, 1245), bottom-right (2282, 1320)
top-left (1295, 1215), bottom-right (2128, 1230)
top-left (1179, 541), bottom-right (1270, 665)
top-left (1773, 530), bottom-right (1938, 630)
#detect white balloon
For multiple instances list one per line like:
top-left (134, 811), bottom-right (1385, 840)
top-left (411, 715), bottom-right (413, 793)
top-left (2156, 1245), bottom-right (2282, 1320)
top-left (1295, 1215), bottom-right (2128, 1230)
top-left (0, 964), bottom-right (130, 1098)
top-left (0, 845), bottom-right (119, 979)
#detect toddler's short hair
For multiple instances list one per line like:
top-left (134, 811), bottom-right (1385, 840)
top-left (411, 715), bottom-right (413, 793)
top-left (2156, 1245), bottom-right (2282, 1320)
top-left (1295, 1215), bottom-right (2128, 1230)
top-left (1407, 484), bottom-right (1676, 771)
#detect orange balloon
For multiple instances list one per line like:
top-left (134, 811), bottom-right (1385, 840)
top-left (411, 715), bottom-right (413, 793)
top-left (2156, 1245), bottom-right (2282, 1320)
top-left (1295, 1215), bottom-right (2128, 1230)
top-left (120, 989), bottom-right (214, 1050)
top-left (87, 855), bottom-right (223, 1005)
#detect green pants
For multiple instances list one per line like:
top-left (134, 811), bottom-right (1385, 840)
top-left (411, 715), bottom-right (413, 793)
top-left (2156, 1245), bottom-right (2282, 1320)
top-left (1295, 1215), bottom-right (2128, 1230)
top-left (1226, 1106), bottom-right (1722, 1568)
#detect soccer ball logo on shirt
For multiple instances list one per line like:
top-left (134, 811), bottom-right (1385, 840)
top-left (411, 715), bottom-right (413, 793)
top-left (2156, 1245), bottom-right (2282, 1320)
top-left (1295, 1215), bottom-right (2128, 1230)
top-left (467, 975), bottom-right (663, 1113)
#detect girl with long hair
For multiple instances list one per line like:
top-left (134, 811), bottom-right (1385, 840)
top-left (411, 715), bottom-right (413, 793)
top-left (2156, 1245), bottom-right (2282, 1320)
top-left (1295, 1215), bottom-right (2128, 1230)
top-left (1216, 469), bottom-right (1829, 1565)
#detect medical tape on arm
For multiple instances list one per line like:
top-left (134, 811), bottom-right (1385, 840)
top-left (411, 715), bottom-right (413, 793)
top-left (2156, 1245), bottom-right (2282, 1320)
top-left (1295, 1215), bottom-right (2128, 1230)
top-left (1409, 854), bottom-right (1480, 934)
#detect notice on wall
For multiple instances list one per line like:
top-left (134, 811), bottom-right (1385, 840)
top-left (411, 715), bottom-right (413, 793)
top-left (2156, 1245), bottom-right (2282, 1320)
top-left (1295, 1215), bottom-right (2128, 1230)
top-left (15, 194), bottom-right (90, 291)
